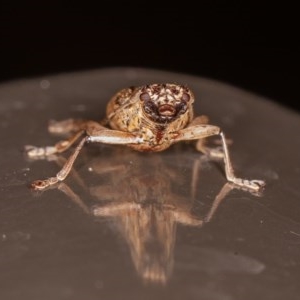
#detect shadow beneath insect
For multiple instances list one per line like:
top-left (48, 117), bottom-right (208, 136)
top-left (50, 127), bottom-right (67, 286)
top-left (35, 145), bottom-right (261, 285)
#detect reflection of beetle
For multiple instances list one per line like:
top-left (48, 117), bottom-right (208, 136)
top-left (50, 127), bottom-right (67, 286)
top-left (56, 148), bottom-right (242, 284)
top-left (25, 83), bottom-right (265, 191)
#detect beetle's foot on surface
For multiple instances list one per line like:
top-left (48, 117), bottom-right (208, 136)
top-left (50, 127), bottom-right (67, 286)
top-left (231, 178), bottom-right (266, 192)
top-left (30, 177), bottom-right (58, 190)
top-left (25, 145), bottom-right (56, 157)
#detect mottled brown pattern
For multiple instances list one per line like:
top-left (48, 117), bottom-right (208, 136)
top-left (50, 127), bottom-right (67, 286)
top-left (107, 84), bottom-right (194, 151)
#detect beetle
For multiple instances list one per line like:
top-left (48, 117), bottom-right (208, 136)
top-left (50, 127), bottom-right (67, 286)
top-left (25, 83), bottom-right (265, 191)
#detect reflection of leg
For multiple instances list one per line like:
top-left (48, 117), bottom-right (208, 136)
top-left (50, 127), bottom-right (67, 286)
top-left (93, 203), bottom-right (141, 217)
top-left (204, 183), bottom-right (234, 223)
top-left (173, 210), bottom-right (203, 226)
top-left (191, 157), bottom-right (201, 200)
top-left (190, 160), bottom-right (234, 226)
top-left (57, 182), bottom-right (90, 214)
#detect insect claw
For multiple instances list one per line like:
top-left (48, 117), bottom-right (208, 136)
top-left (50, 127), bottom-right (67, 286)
top-left (24, 145), bottom-right (36, 155)
top-left (251, 179), bottom-right (266, 188)
top-left (30, 177), bottom-right (58, 190)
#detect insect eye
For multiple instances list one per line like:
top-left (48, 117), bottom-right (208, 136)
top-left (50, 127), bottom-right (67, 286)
top-left (182, 92), bottom-right (190, 102)
top-left (140, 92), bottom-right (151, 101)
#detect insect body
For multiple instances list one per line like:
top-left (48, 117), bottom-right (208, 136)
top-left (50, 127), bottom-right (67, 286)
top-left (104, 84), bottom-right (193, 152)
top-left (25, 83), bottom-right (265, 191)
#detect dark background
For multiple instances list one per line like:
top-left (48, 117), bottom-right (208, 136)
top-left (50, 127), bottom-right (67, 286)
top-left (0, 1), bottom-right (298, 113)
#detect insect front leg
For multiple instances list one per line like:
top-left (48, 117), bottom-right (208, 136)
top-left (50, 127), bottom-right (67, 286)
top-left (86, 129), bottom-right (143, 145)
top-left (175, 124), bottom-right (265, 192)
top-left (30, 136), bottom-right (88, 190)
top-left (30, 124), bottom-right (142, 190)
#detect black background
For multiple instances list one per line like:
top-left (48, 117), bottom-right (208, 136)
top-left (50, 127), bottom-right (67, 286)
top-left (1, 1), bottom-right (298, 113)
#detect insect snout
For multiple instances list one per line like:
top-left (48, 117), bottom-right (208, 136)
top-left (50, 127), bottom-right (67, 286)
top-left (139, 83), bottom-right (192, 123)
top-left (158, 103), bottom-right (176, 116)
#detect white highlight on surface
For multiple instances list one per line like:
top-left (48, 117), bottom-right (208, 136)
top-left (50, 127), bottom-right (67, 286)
top-left (40, 79), bottom-right (50, 89)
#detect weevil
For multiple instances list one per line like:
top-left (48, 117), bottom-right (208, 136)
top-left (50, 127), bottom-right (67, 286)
top-left (25, 83), bottom-right (265, 191)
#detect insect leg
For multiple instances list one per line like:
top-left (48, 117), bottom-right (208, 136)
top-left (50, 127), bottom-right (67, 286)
top-left (87, 126), bottom-right (142, 144)
top-left (25, 120), bottom-right (104, 158)
top-left (175, 124), bottom-right (265, 191)
top-left (203, 183), bottom-right (234, 222)
top-left (30, 136), bottom-right (88, 190)
top-left (187, 116), bottom-right (230, 158)
top-left (25, 130), bottom-right (85, 158)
